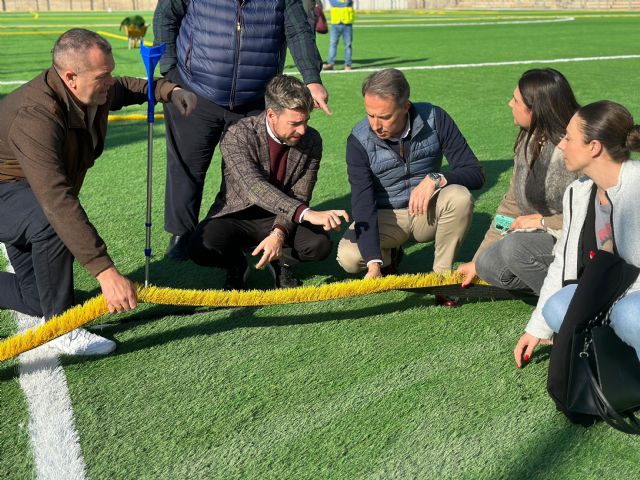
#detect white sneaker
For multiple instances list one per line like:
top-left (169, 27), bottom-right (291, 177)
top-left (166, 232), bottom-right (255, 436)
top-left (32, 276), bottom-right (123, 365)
top-left (48, 328), bottom-right (116, 356)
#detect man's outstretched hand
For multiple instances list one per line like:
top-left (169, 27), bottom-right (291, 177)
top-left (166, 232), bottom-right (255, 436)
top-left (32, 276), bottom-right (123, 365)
top-left (304, 209), bottom-right (350, 231)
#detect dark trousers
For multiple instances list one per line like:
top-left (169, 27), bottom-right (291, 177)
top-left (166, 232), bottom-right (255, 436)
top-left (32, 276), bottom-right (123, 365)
top-left (163, 69), bottom-right (264, 236)
top-left (0, 181), bottom-right (74, 319)
top-left (188, 209), bottom-right (332, 269)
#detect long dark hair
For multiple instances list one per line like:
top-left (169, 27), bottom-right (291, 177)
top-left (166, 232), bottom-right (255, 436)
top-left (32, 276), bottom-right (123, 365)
top-left (515, 68), bottom-right (580, 168)
top-left (577, 100), bottom-right (640, 163)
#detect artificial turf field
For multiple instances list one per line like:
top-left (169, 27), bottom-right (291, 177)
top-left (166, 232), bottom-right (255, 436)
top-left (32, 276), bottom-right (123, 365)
top-left (1, 8), bottom-right (640, 479)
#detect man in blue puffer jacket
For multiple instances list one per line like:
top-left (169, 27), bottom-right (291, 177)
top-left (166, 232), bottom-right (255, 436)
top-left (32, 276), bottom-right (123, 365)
top-left (154, 0), bottom-right (330, 260)
top-left (337, 69), bottom-right (485, 306)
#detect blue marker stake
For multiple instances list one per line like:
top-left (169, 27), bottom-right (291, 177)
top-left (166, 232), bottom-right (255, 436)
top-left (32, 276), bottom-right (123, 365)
top-left (140, 41), bottom-right (166, 287)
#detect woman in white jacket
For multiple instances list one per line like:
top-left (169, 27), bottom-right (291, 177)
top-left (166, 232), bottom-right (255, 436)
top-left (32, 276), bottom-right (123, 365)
top-left (514, 100), bottom-right (640, 368)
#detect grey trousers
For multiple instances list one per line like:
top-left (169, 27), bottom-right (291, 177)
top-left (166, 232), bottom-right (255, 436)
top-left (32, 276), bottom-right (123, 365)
top-left (475, 231), bottom-right (556, 295)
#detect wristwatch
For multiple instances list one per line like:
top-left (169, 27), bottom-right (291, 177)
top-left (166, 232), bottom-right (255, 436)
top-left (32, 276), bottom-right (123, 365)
top-left (427, 172), bottom-right (443, 188)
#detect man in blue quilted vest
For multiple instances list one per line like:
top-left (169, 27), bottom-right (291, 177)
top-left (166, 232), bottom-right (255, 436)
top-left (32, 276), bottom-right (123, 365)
top-left (154, 0), bottom-right (330, 261)
top-left (337, 69), bottom-right (485, 307)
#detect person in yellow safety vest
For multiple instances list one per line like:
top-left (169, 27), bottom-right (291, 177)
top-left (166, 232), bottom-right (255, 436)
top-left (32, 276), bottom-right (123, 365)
top-left (322, 0), bottom-right (355, 71)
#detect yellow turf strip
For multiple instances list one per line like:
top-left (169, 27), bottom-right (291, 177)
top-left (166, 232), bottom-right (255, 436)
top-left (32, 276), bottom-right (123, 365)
top-left (108, 114), bottom-right (164, 122)
top-left (0, 272), bottom-right (478, 362)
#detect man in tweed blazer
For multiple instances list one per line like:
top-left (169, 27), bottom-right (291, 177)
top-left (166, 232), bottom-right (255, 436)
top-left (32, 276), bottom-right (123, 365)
top-left (188, 75), bottom-right (349, 289)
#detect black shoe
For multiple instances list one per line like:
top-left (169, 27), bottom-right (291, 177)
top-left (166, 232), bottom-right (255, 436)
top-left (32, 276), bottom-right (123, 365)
top-left (381, 247), bottom-right (404, 276)
top-left (223, 259), bottom-right (250, 291)
top-left (166, 233), bottom-right (191, 261)
top-left (268, 261), bottom-right (300, 289)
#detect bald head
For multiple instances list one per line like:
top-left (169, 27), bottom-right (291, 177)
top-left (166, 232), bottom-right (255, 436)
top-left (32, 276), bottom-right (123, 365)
top-left (52, 28), bottom-right (112, 72)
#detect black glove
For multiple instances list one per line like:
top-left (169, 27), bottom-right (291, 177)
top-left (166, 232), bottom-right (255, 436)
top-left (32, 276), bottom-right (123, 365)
top-left (169, 88), bottom-right (197, 116)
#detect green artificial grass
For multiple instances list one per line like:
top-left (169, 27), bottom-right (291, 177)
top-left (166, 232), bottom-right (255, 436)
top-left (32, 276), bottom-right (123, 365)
top-left (1, 9), bottom-right (640, 479)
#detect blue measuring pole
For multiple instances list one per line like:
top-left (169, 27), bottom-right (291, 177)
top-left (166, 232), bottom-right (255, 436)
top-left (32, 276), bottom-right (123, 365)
top-left (140, 41), bottom-right (166, 287)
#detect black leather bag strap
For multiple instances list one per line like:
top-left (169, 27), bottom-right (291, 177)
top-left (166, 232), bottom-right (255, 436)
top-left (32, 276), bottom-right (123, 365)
top-left (582, 355), bottom-right (640, 434)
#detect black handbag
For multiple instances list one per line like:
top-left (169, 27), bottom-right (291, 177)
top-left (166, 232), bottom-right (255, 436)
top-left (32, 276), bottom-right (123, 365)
top-left (551, 248), bottom-right (640, 433)
top-left (568, 323), bottom-right (640, 434)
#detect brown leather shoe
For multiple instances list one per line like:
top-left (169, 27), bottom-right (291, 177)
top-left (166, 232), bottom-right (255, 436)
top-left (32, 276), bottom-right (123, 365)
top-left (322, 63), bottom-right (334, 71)
top-left (435, 294), bottom-right (461, 308)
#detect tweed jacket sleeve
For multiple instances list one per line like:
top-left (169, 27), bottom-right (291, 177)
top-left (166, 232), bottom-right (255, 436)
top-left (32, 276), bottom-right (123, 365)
top-left (218, 115), bottom-right (322, 234)
top-left (153, 0), bottom-right (189, 76)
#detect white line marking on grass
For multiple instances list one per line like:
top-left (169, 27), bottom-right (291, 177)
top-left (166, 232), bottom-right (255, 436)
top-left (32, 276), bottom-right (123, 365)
top-left (3, 53), bottom-right (640, 87)
top-left (355, 17), bottom-right (575, 27)
top-left (1, 244), bottom-right (87, 480)
top-left (0, 24), bottom-right (119, 28)
top-left (312, 54), bottom-right (640, 74)
top-left (0, 18), bottom-right (573, 29)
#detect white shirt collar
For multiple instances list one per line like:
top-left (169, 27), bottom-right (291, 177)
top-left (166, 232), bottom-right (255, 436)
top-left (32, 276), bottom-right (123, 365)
top-left (265, 116), bottom-right (285, 145)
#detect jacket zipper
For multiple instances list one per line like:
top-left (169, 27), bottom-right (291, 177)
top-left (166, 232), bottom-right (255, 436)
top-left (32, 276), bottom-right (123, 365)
top-left (229, 0), bottom-right (245, 110)
top-left (562, 186), bottom-right (573, 282)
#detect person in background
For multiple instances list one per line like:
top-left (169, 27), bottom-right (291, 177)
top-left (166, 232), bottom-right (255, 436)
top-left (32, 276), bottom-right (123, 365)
top-left (0, 29), bottom-right (196, 356)
top-left (322, 0), bottom-right (354, 71)
top-left (514, 101), bottom-right (640, 367)
top-left (457, 69), bottom-right (580, 294)
top-left (337, 69), bottom-right (484, 307)
top-left (188, 75), bottom-right (348, 290)
top-left (154, 0), bottom-right (332, 261)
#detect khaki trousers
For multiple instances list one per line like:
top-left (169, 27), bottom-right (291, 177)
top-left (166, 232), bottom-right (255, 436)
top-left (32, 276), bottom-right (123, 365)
top-left (337, 184), bottom-right (474, 274)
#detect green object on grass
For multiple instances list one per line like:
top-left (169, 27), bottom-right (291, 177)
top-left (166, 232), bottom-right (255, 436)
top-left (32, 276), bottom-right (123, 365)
top-left (119, 15), bottom-right (146, 31)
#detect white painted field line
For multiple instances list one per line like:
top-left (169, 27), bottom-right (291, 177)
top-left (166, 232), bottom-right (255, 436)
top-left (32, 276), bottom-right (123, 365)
top-left (355, 17), bottom-right (575, 27)
top-left (2, 53), bottom-right (640, 87)
top-left (0, 17), bottom-right (573, 29)
top-left (311, 53), bottom-right (640, 75)
top-left (0, 244), bottom-right (87, 480)
top-left (0, 24), bottom-right (118, 28)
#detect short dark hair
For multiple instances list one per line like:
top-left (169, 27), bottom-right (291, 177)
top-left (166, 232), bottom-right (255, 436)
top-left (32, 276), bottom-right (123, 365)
top-left (577, 100), bottom-right (640, 163)
top-left (264, 75), bottom-right (314, 114)
top-left (361, 68), bottom-right (410, 106)
top-left (52, 28), bottom-right (112, 72)
top-left (515, 68), bottom-right (580, 167)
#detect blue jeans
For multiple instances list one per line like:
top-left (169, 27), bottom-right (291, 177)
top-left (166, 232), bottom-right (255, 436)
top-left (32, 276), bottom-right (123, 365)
top-left (327, 23), bottom-right (353, 66)
top-left (543, 284), bottom-right (640, 360)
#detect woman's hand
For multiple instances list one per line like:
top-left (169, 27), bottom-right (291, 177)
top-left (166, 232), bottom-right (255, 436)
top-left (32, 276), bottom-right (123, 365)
top-left (509, 214), bottom-right (543, 231)
top-left (456, 261), bottom-right (478, 288)
top-left (514, 332), bottom-right (542, 368)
